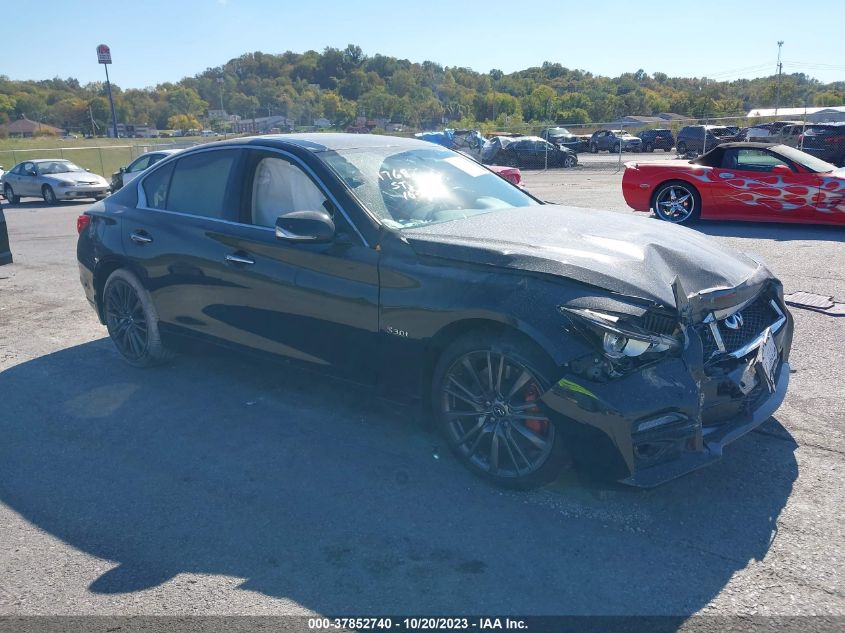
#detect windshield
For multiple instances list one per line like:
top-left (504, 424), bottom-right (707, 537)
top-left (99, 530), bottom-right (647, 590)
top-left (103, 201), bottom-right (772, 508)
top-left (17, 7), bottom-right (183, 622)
top-left (547, 127), bottom-right (571, 136)
top-left (774, 144), bottom-right (836, 173)
top-left (318, 145), bottom-right (539, 229)
top-left (39, 161), bottom-right (85, 174)
top-left (710, 127), bottom-right (732, 137)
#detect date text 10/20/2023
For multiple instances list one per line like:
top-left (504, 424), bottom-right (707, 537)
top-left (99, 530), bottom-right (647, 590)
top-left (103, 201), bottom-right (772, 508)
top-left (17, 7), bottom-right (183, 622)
top-left (307, 617), bottom-right (528, 630)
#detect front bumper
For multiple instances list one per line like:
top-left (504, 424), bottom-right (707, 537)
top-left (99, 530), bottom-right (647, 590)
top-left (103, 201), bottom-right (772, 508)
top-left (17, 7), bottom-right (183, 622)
top-left (58, 186), bottom-right (109, 199)
top-left (541, 287), bottom-right (793, 487)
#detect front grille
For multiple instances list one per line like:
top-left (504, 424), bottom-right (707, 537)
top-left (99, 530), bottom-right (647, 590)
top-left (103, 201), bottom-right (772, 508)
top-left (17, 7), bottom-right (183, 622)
top-left (699, 294), bottom-right (781, 359)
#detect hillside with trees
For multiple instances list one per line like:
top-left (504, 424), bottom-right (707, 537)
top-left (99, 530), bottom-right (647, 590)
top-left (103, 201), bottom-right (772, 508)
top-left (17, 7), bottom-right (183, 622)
top-left (1, 44), bottom-right (843, 135)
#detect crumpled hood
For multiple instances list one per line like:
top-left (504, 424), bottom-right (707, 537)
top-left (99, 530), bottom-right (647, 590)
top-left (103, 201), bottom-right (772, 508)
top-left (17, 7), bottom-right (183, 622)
top-left (50, 172), bottom-right (107, 186)
top-left (402, 205), bottom-right (761, 308)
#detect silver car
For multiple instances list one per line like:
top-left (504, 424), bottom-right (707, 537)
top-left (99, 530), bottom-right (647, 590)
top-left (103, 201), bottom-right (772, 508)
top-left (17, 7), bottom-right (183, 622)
top-left (1, 159), bottom-right (110, 204)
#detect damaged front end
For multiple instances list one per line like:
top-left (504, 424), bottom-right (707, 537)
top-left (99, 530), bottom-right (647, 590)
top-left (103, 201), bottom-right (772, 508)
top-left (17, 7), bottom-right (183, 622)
top-left (541, 264), bottom-right (793, 487)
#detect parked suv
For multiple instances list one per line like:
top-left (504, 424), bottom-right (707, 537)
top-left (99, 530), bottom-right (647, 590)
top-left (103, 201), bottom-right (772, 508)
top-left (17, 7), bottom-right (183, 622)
top-left (798, 123), bottom-right (845, 166)
top-left (589, 130), bottom-right (642, 153)
top-left (636, 129), bottom-right (674, 152)
top-left (676, 125), bottom-right (738, 155)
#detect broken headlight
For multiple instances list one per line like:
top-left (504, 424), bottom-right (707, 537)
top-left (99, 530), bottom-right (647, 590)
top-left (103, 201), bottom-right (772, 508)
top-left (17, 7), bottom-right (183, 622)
top-left (561, 307), bottom-right (682, 380)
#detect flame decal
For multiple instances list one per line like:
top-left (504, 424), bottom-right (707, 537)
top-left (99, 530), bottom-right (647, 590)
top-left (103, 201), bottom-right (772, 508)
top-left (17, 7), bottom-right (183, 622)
top-left (687, 170), bottom-right (845, 214)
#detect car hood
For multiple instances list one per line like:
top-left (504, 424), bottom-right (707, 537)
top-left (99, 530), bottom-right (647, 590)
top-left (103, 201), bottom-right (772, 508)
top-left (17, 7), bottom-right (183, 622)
top-left (48, 172), bottom-right (108, 185)
top-left (402, 205), bottom-right (761, 309)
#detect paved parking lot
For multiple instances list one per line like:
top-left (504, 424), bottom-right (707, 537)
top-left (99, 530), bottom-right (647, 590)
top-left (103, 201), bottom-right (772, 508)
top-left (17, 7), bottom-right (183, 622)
top-left (0, 172), bottom-right (843, 617)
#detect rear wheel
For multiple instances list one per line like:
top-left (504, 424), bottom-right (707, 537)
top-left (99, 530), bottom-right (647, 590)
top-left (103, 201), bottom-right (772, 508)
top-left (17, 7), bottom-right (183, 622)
top-left (42, 185), bottom-right (58, 205)
top-left (613, 143), bottom-right (621, 153)
top-left (664, 147), bottom-right (672, 152)
top-left (653, 181), bottom-right (701, 224)
top-left (590, 143), bottom-right (598, 153)
top-left (103, 269), bottom-right (173, 368)
top-left (677, 141), bottom-right (688, 154)
top-left (432, 330), bottom-right (569, 489)
top-left (645, 142), bottom-right (654, 152)
top-left (4, 184), bottom-right (19, 204)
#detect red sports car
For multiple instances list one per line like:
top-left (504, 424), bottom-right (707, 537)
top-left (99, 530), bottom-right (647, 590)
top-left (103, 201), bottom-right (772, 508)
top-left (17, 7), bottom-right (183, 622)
top-left (622, 142), bottom-right (845, 225)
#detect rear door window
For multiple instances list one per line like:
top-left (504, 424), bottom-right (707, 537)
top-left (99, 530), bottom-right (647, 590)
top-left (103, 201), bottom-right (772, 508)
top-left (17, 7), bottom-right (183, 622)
top-left (142, 161), bottom-right (174, 210)
top-left (166, 149), bottom-right (242, 220)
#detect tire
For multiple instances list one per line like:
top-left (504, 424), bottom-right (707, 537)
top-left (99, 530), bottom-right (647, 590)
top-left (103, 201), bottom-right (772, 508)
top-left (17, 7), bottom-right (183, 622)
top-left (563, 154), bottom-right (577, 168)
top-left (102, 269), bottom-right (174, 368)
top-left (677, 141), bottom-right (687, 154)
top-left (613, 143), bottom-right (621, 153)
top-left (652, 180), bottom-right (701, 224)
top-left (4, 184), bottom-right (19, 204)
top-left (431, 329), bottom-right (569, 489)
top-left (664, 147), bottom-right (672, 152)
top-left (590, 143), bottom-right (598, 153)
top-left (42, 185), bottom-right (58, 205)
top-left (645, 142), bottom-right (654, 152)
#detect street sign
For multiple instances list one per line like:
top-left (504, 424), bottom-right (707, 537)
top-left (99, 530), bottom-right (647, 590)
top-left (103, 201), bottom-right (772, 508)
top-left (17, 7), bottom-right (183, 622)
top-left (96, 44), bottom-right (112, 65)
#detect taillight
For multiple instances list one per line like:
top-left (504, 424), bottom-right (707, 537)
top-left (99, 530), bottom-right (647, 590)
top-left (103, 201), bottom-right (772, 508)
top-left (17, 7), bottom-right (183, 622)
top-left (77, 215), bottom-right (91, 234)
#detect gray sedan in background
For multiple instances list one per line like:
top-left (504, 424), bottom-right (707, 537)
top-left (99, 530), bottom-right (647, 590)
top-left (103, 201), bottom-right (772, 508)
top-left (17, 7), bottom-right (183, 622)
top-left (1, 159), bottom-right (110, 204)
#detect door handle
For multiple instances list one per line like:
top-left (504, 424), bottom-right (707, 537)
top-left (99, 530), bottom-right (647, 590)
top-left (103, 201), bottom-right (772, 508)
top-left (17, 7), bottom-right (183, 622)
top-left (719, 172), bottom-right (735, 179)
top-left (225, 253), bottom-right (255, 265)
top-left (130, 231), bottom-right (153, 244)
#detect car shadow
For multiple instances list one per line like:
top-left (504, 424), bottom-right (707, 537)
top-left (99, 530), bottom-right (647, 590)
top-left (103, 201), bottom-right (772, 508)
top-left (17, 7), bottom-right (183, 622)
top-left (689, 218), bottom-right (845, 242)
top-left (0, 339), bottom-right (798, 615)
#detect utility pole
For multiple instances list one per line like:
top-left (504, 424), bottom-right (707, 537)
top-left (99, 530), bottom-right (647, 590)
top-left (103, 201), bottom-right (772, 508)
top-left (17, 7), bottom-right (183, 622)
top-left (96, 44), bottom-right (119, 138)
top-left (217, 76), bottom-right (224, 112)
top-left (774, 41), bottom-right (784, 115)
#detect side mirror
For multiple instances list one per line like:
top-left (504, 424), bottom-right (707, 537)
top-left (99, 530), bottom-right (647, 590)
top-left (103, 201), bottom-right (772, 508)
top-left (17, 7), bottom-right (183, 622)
top-left (771, 164), bottom-right (792, 175)
top-left (119, 166), bottom-right (126, 173)
top-left (275, 209), bottom-right (335, 243)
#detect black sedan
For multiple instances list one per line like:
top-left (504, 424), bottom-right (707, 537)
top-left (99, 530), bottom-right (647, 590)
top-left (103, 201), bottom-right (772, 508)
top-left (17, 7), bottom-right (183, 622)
top-left (77, 134), bottom-right (792, 489)
top-left (482, 136), bottom-right (578, 169)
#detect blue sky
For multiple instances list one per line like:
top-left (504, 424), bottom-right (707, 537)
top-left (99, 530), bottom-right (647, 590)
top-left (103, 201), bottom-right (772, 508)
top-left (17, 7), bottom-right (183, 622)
top-left (3, 0), bottom-right (843, 88)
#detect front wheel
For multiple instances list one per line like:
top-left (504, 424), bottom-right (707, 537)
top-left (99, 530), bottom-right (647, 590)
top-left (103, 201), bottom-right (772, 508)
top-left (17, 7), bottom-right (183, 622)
top-left (103, 269), bottom-right (174, 368)
top-left (613, 143), bottom-right (621, 153)
top-left (677, 141), bottom-right (688, 154)
top-left (563, 154), bottom-right (577, 168)
top-left (4, 184), bottom-right (20, 204)
top-left (590, 143), bottom-right (598, 153)
top-left (432, 330), bottom-right (569, 489)
top-left (42, 185), bottom-right (58, 205)
top-left (645, 142), bottom-right (654, 152)
top-left (653, 181), bottom-right (701, 224)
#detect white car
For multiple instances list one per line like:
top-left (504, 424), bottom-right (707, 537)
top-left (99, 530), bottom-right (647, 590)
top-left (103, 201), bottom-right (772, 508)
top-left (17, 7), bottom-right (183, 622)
top-left (112, 149), bottom-right (181, 191)
top-left (1, 159), bottom-right (110, 204)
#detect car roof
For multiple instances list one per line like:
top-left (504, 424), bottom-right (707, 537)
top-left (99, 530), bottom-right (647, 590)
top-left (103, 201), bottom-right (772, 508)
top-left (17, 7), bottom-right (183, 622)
top-left (208, 133), bottom-right (434, 153)
top-left (27, 158), bottom-right (73, 163)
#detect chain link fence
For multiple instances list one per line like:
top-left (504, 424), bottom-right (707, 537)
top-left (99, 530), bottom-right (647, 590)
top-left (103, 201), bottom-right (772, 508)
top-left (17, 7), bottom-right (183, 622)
top-left (0, 139), bottom-right (224, 181)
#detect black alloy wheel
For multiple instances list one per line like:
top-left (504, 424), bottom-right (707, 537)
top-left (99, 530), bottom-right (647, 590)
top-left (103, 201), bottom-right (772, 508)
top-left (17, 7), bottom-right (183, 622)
top-left (564, 154), bottom-right (577, 168)
top-left (105, 277), bottom-right (149, 363)
top-left (677, 141), bottom-right (687, 154)
top-left (433, 332), bottom-right (567, 489)
top-left (102, 269), bottom-right (173, 367)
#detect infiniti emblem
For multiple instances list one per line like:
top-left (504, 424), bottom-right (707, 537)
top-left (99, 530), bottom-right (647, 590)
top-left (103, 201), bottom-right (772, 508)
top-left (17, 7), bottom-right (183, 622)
top-left (724, 312), bottom-right (744, 330)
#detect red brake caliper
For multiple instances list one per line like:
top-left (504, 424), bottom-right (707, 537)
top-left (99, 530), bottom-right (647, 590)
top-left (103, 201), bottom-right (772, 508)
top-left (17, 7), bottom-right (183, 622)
top-left (522, 383), bottom-right (549, 436)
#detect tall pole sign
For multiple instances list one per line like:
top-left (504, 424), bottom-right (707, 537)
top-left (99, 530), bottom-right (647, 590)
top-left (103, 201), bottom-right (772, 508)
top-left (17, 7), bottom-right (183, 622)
top-left (97, 44), bottom-right (119, 139)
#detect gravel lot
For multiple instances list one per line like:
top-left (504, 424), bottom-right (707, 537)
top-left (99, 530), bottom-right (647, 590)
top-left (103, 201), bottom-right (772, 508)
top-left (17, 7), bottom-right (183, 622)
top-left (0, 170), bottom-right (843, 618)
